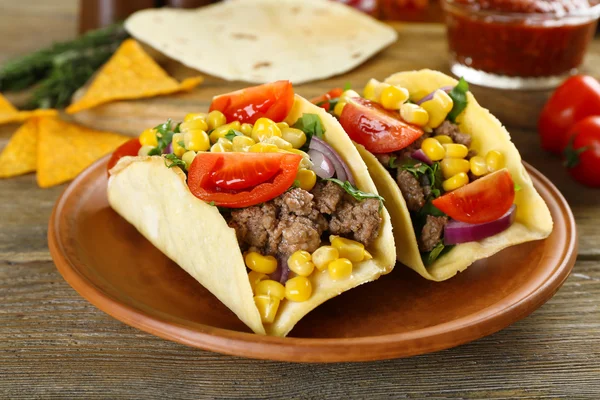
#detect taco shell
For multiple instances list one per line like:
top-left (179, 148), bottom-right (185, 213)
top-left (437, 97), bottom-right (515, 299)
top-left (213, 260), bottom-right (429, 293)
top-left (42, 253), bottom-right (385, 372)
top-left (356, 69), bottom-right (552, 281)
top-left (107, 95), bottom-right (396, 336)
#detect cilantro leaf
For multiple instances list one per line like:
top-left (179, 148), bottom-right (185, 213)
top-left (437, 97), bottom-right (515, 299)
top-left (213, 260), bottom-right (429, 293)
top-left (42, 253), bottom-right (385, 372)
top-left (388, 155), bottom-right (398, 169)
top-left (422, 242), bottom-right (453, 266)
top-left (163, 153), bottom-right (186, 169)
top-left (419, 200), bottom-right (445, 217)
top-left (293, 113), bottom-right (325, 150)
top-left (400, 159), bottom-right (443, 200)
top-left (326, 178), bottom-right (384, 210)
top-left (343, 82), bottom-right (352, 91)
top-left (514, 183), bottom-right (522, 192)
top-left (447, 77), bottom-right (469, 122)
top-left (224, 129), bottom-right (244, 142)
top-left (148, 119), bottom-right (177, 156)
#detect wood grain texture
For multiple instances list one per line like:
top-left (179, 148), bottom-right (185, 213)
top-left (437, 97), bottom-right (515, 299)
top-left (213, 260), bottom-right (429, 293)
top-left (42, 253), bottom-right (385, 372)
top-left (0, 0), bottom-right (599, 398)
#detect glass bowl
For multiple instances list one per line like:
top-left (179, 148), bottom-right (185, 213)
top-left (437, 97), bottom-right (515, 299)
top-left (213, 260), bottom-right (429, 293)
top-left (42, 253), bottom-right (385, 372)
top-left (441, 0), bottom-right (600, 89)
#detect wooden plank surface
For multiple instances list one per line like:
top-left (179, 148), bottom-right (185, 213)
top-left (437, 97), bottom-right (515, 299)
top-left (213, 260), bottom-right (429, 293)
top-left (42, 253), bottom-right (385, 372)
top-left (1, 0), bottom-right (599, 398)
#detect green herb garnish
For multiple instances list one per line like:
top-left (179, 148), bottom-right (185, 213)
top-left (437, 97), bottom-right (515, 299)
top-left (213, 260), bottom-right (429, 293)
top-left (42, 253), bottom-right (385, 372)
top-left (343, 82), bottom-right (352, 91)
top-left (388, 155), bottom-right (398, 169)
top-left (326, 178), bottom-right (384, 210)
top-left (447, 77), bottom-right (469, 122)
top-left (422, 242), bottom-right (454, 266)
top-left (514, 183), bottom-right (522, 192)
top-left (224, 129), bottom-right (244, 141)
top-left (148, 119), bottom-right (177, 156)
top-left (163, 153), bottom-right (186, 169)
top-left (400, 158), bottom-right (443, 200)
top-left (293, 113), bottom-right (325, 150)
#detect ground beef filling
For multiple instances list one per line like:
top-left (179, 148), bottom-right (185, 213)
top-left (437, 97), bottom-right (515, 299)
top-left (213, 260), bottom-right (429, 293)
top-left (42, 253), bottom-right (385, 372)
top-left (227, 181), bottom-right (381, 259)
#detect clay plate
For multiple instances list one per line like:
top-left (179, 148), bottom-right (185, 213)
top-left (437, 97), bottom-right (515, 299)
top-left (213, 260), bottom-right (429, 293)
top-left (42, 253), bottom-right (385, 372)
top-left (48, 158), bottom-right (577, 363)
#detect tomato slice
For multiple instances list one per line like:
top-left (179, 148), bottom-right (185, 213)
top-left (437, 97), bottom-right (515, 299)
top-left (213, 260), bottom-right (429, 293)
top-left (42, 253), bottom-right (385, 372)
top-left (339, 97), bottom-right (424, 154)
top-left (188, 152), bottom-right (302, 208)
top-left (209, 81), bottom-right (295, 124)
top-left (310, 87), bottom-right (344, 111)
top-left (432, 169), bottom-right (515, 224)
top-left (107, 138), bottom-right (141, 173)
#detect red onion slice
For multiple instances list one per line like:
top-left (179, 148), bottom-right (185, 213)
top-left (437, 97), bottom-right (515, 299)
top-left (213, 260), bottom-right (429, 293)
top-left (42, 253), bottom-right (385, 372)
top-left (416, 86), bottom-right (454, 105)
top-left (444, 204), bottom-right (517, 245)
top-left (270, 255), bottom-right (290, 284)
top-left (308, 149), bottom-right (335, 179)
top-left (163, 143), bottom-right (173, 154)
top-left (411, 149), bottom-right (432, 165)
top-left (309, 137), bottom-right (355, 185)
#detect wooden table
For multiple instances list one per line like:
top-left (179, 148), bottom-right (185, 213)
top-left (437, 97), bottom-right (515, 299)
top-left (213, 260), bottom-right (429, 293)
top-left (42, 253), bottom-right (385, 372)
top-left (1, 1), bottom-right (599, 398)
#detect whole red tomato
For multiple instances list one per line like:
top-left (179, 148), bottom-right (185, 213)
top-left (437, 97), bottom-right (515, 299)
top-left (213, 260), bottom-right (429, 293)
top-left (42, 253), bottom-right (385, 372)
top-left (564, 116), bottom-right (600, 188)
top-left (538, 75), bottom-right (600, 154)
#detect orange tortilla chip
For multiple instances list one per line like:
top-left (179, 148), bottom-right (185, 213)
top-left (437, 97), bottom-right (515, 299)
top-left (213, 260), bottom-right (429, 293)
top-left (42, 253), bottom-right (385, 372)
top-left (0, 118), bottom-right (39, 178)
top-left (66, 39), bottom-right (203, 114)
top-left (0, 93), bottom-right (57, 125)
top-left (36, 117), bottom-right (129, 188)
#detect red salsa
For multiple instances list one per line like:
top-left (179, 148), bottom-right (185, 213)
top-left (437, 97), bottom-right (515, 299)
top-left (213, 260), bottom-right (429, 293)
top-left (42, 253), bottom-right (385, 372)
top-left (444, 0), bottom-right (599, 78)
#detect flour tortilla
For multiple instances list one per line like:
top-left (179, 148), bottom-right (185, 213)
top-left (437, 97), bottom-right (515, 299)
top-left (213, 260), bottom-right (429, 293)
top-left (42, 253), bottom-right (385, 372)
top-left (356, 69), bottom-right (553, 281)
top-left (107, 95), bottom-right (396, 337)
top-left (124, 0), bottom-right (397, 85)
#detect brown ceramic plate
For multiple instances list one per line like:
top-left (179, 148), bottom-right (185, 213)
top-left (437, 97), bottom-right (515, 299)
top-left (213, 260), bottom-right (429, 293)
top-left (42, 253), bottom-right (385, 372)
top-left (48, 157), bottom-right (577, 363)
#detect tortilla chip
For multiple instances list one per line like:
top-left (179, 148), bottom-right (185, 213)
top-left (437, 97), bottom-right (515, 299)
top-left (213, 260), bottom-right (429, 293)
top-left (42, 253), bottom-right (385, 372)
top-left (37, 117), bottom-right (129, 188)
top-left (0, 118), bottom-right (39, 178)
top-left (0, 93), bottom-right (57, 125)
top-left (66, 39), bottom-right (203, 114)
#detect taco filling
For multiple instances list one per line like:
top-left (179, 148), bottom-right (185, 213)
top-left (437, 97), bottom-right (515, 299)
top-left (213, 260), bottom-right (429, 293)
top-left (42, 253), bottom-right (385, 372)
top-left (108, 81), bottom-right (388, 328)
top-left (314, 78), bottom-right (518, 266)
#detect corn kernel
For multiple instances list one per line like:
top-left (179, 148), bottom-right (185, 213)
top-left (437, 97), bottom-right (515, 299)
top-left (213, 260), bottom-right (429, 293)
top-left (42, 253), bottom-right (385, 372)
top-left (443, 143), bottom-right (469, 159)
top-left (139, 128), bottom-right (158, 147)
top-left (312, 246), bottom-right (339, 271)
top-left (249, 143), bottom-right (278, 153)
top-left (184, 112), bottom-right (207, 122)
top-left (441, 158), bottom-right (470, 179)
top-left (252, 118), bottom-right (282, 142)
top-left (443, 172), bottom-right (469, 192)
top-left (333, 101), bottom-right (346, 117)
top-left (296, 169), bottom-right (317, 191)
top-left (209, 121), bottom-right (242, 143)
top-left (281, 127), bottom-right (306, 149)
top-left (421, 137), bottom-right (446, 161)
top-left (363, 78), bottom-right (388, 102)
top-left (181, 150), bottom-right (197, 168)
top-left (245, 252), bottom-right (278, 274)
top-left (380, 85), bottom-right (409, 110)
top-left (248, 271), bottom-right (268, 293)
top-left (287, 250), bottom-right (315, 277)
top-left (240, 123), bottom-right (254, 136)
top-left (206, 110), bottom-right (227, 130)
top-left (262, 136), bottom-right (293, 150)
top-left (281, 149), bottom-right (313, 169)
top-left (433, 135), bottom-right (453, 144)
top-left (180, 118), bottom-right (208, 133)
top-left (232, 135), bottom-right (255, 152)
top-left (255, 279), bottom-right (286, 300)
top-left (330, 235), bottom-right (365, 263)
top-left (421, 90), bottom-right (454, 129)
top-left (470, 155), bottom-right (488, 176)
top-left (172, 133), bottom-right (186, 157)
top-left (485, 150), bottom-right (505, 172)
top-left (276, 122), bottom-right (289, 130)
top-left (363, 250), bottom-right (373, 260)
top-left (399, 103), bottom-right (429, 127)
top-left (285, 276), bottom-right (312, 302)
top-left (138, 145), bottom-right (154, 157)
top-left (254, 295), bottom-right (280, 324)
top-left (184, 129), bottom-right (210, 152)
top-left (328, 258), bottom-right (353, 280)
top-left (340, 89), bottom-right (361, 103)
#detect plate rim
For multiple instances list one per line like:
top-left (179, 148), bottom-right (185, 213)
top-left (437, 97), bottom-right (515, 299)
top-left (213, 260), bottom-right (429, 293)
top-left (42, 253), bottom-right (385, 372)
top-left (48, 156), bottom-right (578, 363)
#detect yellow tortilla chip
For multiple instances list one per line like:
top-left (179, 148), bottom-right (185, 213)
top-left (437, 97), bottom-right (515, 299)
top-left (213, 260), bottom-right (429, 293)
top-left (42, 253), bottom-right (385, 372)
top-left (0, 93), bottom-right (57, 125)
top-left (0, 118), bottom-right (39, 178)
top-left (37, 117), bottom-right (129, 188)
top-left (66, 39), bottom-right (203, 114)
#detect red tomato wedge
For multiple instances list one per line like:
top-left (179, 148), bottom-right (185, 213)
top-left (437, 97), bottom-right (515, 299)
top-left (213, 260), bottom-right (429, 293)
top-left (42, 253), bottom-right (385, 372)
top-left (432, 169), bottom-right (515, 224)
top-left (107, 138), bottom-right (141, 174)
top-left (187, 152), bottom-right (302, 208)
top-left (310, 87), bottom-right (344, 111)
top-left (209, 81), bottom-right (295, 124)
top-left (339, 97), bottom-right (424, 154)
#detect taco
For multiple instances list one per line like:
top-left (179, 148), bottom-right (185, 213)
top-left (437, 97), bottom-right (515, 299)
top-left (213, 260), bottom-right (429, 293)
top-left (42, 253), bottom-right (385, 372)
top-left (107, 81), bottom-right (396, 336)
top-left (312, 70), bottom-right (552, 281)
